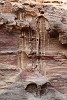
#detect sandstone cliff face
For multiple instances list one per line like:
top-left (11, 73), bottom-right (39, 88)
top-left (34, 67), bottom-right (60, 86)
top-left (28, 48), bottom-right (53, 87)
top-left (0, 0), bottom-right (67, 100)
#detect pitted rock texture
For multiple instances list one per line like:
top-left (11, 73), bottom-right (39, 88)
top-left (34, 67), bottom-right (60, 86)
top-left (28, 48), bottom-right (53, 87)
top-left (0, 0), bottom-right (67, 100)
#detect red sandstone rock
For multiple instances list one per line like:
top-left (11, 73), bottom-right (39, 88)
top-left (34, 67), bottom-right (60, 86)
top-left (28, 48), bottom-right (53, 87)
top-left (0, 0), bottom-right (67, 99)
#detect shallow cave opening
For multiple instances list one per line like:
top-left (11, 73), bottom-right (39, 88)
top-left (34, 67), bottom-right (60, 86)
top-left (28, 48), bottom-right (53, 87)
top-left (25, 83), bottom-right (37, 93)
top-left (40, 82), bottom-right (52, 95)
top-left (49, 29), bottom-right (59, 38)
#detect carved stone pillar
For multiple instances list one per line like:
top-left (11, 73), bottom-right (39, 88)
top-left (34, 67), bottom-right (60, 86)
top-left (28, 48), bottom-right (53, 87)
top-left (18, 32), bottom-right (24, 69)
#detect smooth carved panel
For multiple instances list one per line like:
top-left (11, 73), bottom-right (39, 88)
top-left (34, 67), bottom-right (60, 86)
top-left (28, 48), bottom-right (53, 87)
top-left (37, 16), bottom-right (47, 54)
top-left (0, 30), bottom-right (19, 51)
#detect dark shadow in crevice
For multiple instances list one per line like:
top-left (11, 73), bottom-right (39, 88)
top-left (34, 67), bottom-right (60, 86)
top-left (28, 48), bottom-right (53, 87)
top-left (25, 83), bottom-right (37, 93)
top-left (61, 44), bottom-right (67, 48)
top-left (49, 29), bottom-right (59, 38)
top-left (40, 82), bottom-right (52, 95)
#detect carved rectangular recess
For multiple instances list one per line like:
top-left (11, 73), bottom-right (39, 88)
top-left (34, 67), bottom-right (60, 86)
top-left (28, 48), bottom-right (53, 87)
top-left (0, 29), bottom-right (19, 51)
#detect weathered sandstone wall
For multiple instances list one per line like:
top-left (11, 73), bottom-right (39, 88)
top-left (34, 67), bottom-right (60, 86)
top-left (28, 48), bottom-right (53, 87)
top-left (0, 0), bottom-right (67, 99)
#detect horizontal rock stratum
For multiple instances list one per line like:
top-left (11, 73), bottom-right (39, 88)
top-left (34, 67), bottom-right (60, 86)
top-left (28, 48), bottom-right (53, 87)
top-left (0, 0), bottom-right (67, 100)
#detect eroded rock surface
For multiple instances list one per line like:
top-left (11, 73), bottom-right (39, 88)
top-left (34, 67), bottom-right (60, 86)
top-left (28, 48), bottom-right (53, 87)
top-left (0, 0), bottom-right (67, 100)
